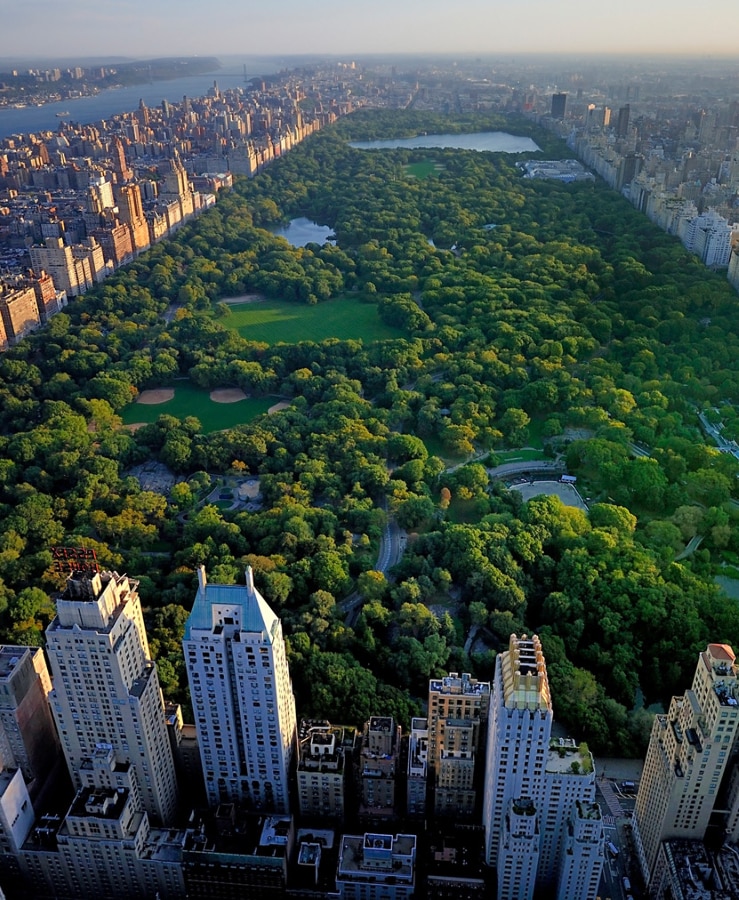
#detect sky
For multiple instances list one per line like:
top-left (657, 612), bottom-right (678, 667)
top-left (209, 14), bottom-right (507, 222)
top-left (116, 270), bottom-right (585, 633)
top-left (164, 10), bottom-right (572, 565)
top-left (1, 0), bottom-right (737, 61)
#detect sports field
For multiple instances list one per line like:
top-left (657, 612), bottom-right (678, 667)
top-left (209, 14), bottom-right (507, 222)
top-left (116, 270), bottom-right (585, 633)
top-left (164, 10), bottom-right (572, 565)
top-left (222, 296), bottom-right (402, 345)
top-left (510, 480), bottom-right (588, 511)
top-left (121, 382), bottom-right (275, 433)
top-left (405, 160), bottom-right (445, 179)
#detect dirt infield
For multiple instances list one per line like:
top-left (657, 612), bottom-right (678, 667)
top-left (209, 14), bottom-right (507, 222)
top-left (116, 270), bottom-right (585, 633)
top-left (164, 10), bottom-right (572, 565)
top-left (268, 401), bottom-right (291, 415)
top-left (137, 388), bottom-right (175, 405)
top-left (210, 388), bottom-right (248, 403)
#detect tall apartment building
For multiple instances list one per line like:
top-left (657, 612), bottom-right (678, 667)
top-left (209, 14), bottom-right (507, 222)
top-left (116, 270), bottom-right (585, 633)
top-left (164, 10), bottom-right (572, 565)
top-left (483, 634), bottom-right (603, 900)
top-left (116, 183), bottom-right (151, 254)
top-left (427, 673), bottom-right (490, 818)
top-left (0, 285), bottom-right (41, 349)
top-left (19, 744), bottom-right (186, 899)
top-left (551, 92), bottom-right (567, 119)
top-left (184, 566), bottom-right (297, 812)
top-left (634, 642), bottom-right (739, 888)
top-left (45, 565), bottom-right (178, 825)
top-left (0, 646), bottom-right (61, 806)
top-left (29, 236), bottom-right (107, 297)
top-left (555, 800), bottom-right (604, 900)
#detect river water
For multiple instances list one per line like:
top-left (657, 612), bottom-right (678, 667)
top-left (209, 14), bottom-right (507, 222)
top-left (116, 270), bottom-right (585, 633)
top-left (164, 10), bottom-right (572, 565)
top-left (0, 56), bottom-right (285, 139)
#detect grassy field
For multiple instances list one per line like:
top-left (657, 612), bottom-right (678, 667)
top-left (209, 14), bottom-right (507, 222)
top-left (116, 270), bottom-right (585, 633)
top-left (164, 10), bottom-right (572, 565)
top-left (405, 160), bottom-right (444, 179)
top-left (122, 383), bottom-right (276, 434)
top-left (421, 435), bottom-right (470, 467)
top-left (495, 448), bottom-right (547, 463)
top-left (222, 296), bottom-right (403, 345)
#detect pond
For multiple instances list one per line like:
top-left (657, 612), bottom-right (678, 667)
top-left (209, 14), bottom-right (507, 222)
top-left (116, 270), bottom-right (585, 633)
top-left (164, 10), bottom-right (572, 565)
top-left (349, 131), bottom-right (541, 153)
top-left (272, 217), bottom-right (336, 247)
top-left (715, 575), bottom-right (739, 600)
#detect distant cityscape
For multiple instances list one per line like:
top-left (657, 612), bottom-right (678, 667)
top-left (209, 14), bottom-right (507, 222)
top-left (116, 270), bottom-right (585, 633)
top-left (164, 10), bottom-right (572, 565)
top-left (1, 56), bottom-right (739, 350)
top-left (0, 559), bottom-right (738, 898)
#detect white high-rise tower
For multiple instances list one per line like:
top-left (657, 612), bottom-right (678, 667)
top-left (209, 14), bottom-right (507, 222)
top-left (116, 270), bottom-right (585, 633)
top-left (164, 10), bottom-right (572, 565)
top-left (483, 634), bottom-right (604, 900)
top-left (484, 633), bottom-right (553, 869)
top-left (45, 565), bottom-right (178, 825)
top-left (184, 566), bottom-right (297, 812)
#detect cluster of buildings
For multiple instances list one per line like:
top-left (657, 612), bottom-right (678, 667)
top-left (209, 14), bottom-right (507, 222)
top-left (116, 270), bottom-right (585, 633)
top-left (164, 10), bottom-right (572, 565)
top-left (544, 84), bottom-right (739, 288)
top-left (0, 64), bottom-right (367, 351)
top-left (0, 553), bottom-right (739, 898)
top-left (0, 555), bottom-right (605, 899)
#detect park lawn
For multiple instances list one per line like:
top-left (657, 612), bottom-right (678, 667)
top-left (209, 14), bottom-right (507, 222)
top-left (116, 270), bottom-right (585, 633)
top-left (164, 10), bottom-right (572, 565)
top-left (421, 435), bottom-right (469, 468)
top-left (121, 382), bottom-right (275, 434)
top-left (526, 416), bottom-right (547, 449)
top-left (495, 448), bottom-right (546, 463)
top-left (405, 160), bottom-right (444, 179)
top-left (221, 296), bottom-right (403, 345)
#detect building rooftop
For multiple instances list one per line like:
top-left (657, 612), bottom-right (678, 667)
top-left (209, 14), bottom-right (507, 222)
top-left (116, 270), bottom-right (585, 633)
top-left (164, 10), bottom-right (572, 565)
top-left (575, 799), bottom-right (601, 821)
top-left (0, 645), bottom-right (32, 680)
top-left (429, 672), bottom-right (490, 697)
top-left (338, 832), bottom-right (416, 881)
top-left (68, 786), bottom-right (128, 820)
top-left (501, 633), bottom-right (552, 712)
top-left (184, 565), bottom-right (279, 643)
top-left (546, 738), bottom-right (594, 776)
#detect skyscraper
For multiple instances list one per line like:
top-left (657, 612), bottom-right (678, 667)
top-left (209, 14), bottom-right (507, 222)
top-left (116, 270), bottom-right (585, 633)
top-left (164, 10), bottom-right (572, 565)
top-left (484, 635), bottom-right (552, 869)
top-left (616, 103), bottom-right (631, 138)
top-left (184, 566), bottom-right (297, 812)
top-left (483, 634), bottom-right (603, 899)
top-left (634, 642), bottom-right (739, 887)
top-left (45, 564), bottom-right (178, 825)
top-left (0, 646), bottom-right (61, 803)
top-left (551, 92), bottom-right (567, 119)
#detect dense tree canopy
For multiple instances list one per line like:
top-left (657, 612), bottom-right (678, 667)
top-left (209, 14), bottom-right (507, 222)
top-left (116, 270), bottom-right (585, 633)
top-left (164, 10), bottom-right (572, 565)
top-left (0, 108), bottom-right (738, 752)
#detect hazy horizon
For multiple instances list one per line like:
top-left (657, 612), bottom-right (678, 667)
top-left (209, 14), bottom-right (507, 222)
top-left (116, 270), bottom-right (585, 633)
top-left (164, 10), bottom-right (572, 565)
top-left (1, 0), bottom-right (736, 61)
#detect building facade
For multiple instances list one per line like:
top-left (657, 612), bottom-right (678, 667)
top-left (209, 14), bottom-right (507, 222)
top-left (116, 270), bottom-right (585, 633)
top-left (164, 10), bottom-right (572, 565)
top-left (427, 673), bottom-right (490, 818)
top-left (359, 716), bottom-right (400, 821)
top-left (634, 642), bottom-right (739, 886)
top-left (45, 567), bottom-right (178, 825)
top-left (297, 721), bottom-right (347, 820)
top-left (0, 646), bottom-right (60, 803)
top-left (184, 566), bottom-right (297, 812)
top-left (483, 634), bottom-right (604, 899)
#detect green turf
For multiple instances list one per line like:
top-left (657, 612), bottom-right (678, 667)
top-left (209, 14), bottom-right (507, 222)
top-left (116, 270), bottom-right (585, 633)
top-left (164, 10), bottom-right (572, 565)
top-left (405, 160), bottom-right (444, 179)
top-left (495, 448), bottom-right (546, 463)
top-left (221, 296), bottom-right (403, 345)
top-left (421, 435), bottom-right (469, 467)
top-left (121, 383), bottom-right (276, 434)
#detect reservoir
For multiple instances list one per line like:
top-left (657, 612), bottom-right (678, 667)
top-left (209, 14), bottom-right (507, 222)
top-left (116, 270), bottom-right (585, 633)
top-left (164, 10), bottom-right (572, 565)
top-left (272, 218), bottom-right (336, 247)
top-left (349, 131), bottom-right (540, 153)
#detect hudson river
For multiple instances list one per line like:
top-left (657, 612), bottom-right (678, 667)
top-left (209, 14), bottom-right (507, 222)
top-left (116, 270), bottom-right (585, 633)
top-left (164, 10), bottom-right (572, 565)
top-left (0, 56), bottom-right (288, 139)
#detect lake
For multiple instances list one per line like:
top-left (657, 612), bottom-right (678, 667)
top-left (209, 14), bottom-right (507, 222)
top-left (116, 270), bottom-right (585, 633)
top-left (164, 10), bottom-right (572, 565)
top-left (272, 217), bottom-right (336, 247)
top-left (349, 131), bottom-right (540, 153)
